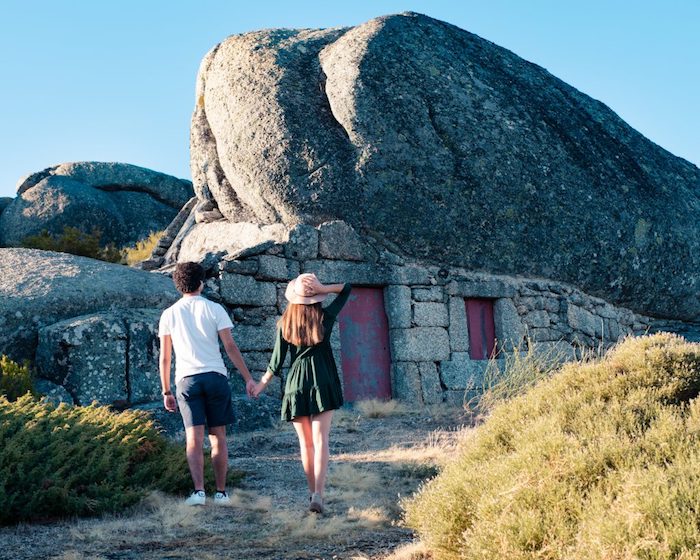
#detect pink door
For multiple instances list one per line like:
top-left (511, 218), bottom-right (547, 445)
top-left (337, 287), bottom-right (392, 402)
top-left (465, 298), bottom-right (496, 360)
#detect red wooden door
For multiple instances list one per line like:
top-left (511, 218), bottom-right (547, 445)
top-left (337, 287), bottom-right (392, 402)
top-left (465, 298), bottom-right (496, 360)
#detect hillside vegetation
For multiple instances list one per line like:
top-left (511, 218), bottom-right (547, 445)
top-left (21, 226), bottom-right (163, 265)
top-left (21, 227), bottom-right (123, 263)
top-left (0, 356), bottom-right (237, 524)
top-left (404, 333), bottom-right (700, 559)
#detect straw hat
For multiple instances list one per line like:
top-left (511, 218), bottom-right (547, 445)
top-left (284, 273), bottom-right (328, 305)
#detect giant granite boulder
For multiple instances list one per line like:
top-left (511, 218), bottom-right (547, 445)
top-left (0, 248), bottom-right (179, 363)
top-left (189, 12), bottom-right (700, 321)
top-left (0, 162), bottom-right (194, 247)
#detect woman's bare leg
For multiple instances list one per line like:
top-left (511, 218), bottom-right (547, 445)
top-left (292, 416), bottom-right (315, 494)
top-left (311, 410), bottom-right (334, 497)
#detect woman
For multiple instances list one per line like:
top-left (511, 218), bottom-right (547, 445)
top-left (253, 273), bottom-right (351, 513)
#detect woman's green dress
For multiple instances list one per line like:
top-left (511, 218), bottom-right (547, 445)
top-left (266, 284), bottom-right (352, 421)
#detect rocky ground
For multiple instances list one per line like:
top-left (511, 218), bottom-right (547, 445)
top-left (0, 402), bottom-right (470, 560)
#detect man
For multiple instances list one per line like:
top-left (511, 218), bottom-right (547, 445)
top-left (159, 262), bottom-right (255, 506)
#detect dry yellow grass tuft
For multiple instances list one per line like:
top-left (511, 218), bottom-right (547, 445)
top-left (328, 463), bottom-right (382, 491)
top-left (355, 398), bottom-right (407, 418)
top-left (270, 504), bottom-right (390, 540)
top-left (271, 509), bottom-right (349, 538)
top-left (469, 336), bottom-right (573, 412)
top-left (227, 489), bottom-right (272, 511)
top-left (346, 506), bottom-right (389, 527)
top-left (153, 500), bottom-right (206, 534)
top-left (382, 541), bottom-right (431, 560)
top-left (121, 230), bottom-right (164, 266)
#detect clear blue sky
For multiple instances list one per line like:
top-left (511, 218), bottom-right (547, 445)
top-left (1, 1), bottom-right (698, 198)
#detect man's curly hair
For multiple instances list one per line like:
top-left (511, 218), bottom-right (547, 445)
top-left (173, 262), bottom-right (205, 294)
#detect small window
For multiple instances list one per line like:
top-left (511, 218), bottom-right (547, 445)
top-left (465, 298), bottom-right (496, 360)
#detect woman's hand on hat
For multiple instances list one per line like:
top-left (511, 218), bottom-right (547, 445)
top-left (300, 275), bottom-right (322, 296)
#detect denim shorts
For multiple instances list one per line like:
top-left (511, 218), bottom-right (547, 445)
top-left (176, 372), bottom-right (235, 428)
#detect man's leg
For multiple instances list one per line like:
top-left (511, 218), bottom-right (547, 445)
top-left (185, 425), bottom-right (206, 491)
top-left (208, 425), bottom-right (228, 492)
top-left (202, 373), bottom-right (235, 502)
top-left (292, 416), bottom-right (315, 494)
top-left (177, 375), bottom-right (207, 496)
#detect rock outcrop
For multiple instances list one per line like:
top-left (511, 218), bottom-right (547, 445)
top-left (0, 248), bottom-right (179, 363)
top-left (36, 309), bottom-right (164, 406)
top-left (0, 162), bottom-right (194, 247)
top-left (189, 12), bottom-right (700, 321)
top-left (0, 249), bottom-right (275, 430)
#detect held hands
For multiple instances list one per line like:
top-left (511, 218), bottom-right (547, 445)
top-left (251, 372), bottom-right (272, 398)
top-left (251, 381), bottom-right (266, 398)
top-left (245, 379), bottom-right (257, 398)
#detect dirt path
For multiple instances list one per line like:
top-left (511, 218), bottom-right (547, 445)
top-left (0, 404), bottom-right (469, 560)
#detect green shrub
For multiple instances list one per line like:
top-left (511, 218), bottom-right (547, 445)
top-left (403, 333), bottom-right (700, 560)
top-left (0, 395), bottom-right (243, 524)
top-left (122, 230), bottom-right (164, 266)
top-left (0, 356), bottom-right (35, 401)
top-left (22, 227), bottom-right (122, 263)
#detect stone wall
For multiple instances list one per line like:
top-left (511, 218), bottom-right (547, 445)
top-left (33, 219), bottom-right (672, 416)
top-left (173, 220), bottom-right (654, 407)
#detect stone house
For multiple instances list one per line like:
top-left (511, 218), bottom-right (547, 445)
top-left (148, 217), bottom-right (656, 407)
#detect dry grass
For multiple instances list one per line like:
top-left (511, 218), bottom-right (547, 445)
top-left (405, 334), bottom-right (700, 560)
top-left (348, 542), bottom-right (431, 560)
top-left (227, 489), bottom-right (272, 511)
top-left (350, 426), bottom-right (468, 471)
top-left (121, 230), bottom-right (164, 266)
top-left (382, 541), bottom-right (431, 560)
top-left (270, 509), bottom-right (343, 538)
top-left (329, 463), bottom-right (383, 491)
top-left (347, 506), bottom-right (390, 526)
top-left (0, 397), bottom-right (468, 559)
top-left (68, 492), bottom-right (207, 543)
top-left (469, 337), bottom-right (573, 412)
top-left (355, 398), bottom-right (407, 418)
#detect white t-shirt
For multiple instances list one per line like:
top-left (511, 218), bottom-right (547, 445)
top-left (158, 295), bottom-right (233, 382)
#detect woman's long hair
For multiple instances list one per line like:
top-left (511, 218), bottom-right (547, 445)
top-left (279, 302), bottom-right (325, 346)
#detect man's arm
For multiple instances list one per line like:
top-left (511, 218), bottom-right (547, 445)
top-left (159, 334), bottom-right (177, 412)
top-left (219, 328), bottom-right (256, 396)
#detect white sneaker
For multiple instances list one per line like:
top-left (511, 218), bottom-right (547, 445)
top-left (185, 490), bottom-right (206, 506)
top-left (214, 491), bottom-right (231, 506)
